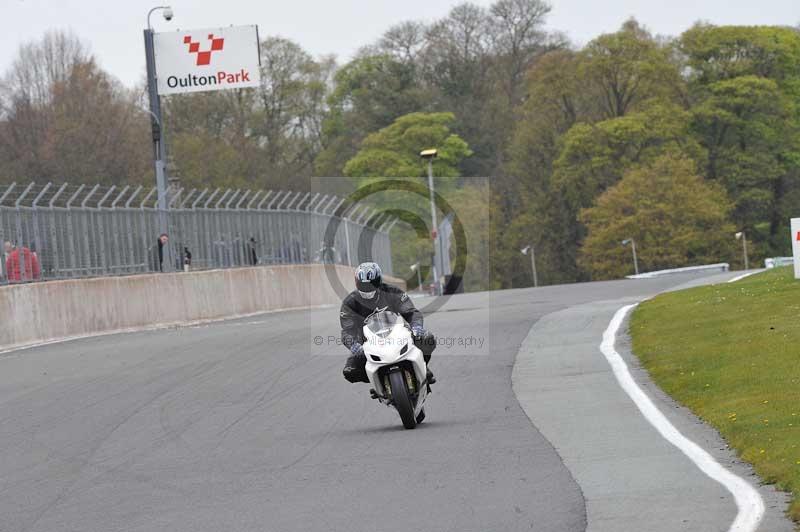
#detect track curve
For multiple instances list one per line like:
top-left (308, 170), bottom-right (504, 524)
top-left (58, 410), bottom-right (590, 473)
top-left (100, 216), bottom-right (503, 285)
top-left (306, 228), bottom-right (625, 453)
top-left (0, 272), bottom-right (778, 532)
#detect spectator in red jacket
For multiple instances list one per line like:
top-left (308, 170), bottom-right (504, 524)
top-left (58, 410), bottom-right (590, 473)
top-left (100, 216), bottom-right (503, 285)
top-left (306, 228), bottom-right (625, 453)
top-left (5, 242), bottom-right (41, 282)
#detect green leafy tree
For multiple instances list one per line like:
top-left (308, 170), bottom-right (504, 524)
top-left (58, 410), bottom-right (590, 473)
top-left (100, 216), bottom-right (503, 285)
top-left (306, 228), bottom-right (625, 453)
top-left (541, 102), bottom-right (704, 279)
top-left (579, 153), bottom-right (735, 279)
top-left (579, 19), bottom-right (683, 119)
top-left (680, 24), bottom-right (800, 93)
top-left (553, 101), bottom-right (704, 211)
top-left (314, 55), bottom-right (432, 176)
top-left (343, 112), bottom-right (472, 178)
top-left (690, 76), bottom-right (798, 233)
top-left (681, 25), bottom-right (800, 256)
top-left (503, 20), bottom-right (689, 286)
top-left (342, 112), bottom-right (472, 287)
top-left (502, 49), bottom-right (585, 285)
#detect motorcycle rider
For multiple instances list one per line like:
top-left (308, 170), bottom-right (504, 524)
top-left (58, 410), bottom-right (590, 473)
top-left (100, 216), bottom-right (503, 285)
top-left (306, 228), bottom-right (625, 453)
top-left (341, 262), bottom-right (436, 385)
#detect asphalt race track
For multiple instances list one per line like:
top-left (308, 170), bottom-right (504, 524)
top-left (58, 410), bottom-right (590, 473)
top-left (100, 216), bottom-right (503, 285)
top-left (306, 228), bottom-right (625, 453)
top-left (0, 273), bottom-right (792, 531)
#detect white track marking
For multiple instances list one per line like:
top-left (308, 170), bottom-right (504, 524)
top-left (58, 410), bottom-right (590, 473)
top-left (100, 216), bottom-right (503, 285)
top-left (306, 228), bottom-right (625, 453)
top-left (727, 271), bottom-right (762, 283)
top-left (601, 304), bottom-right (765, 532)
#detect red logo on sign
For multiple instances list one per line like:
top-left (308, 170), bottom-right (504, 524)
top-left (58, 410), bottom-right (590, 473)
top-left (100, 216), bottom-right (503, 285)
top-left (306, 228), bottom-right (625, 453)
top-left (796, 231), bottom-right (800, 241)
top-left (184, 34), bottom-right (224, 66)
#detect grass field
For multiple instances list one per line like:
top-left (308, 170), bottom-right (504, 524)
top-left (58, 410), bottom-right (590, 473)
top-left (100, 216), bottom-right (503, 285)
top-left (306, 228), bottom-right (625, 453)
top-left (630, 267), bottom-right (800, 524)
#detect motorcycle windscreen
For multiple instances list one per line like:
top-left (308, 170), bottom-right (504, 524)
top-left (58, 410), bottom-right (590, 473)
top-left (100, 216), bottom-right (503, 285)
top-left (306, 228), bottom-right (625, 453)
top-left (364, 311), bottom-right (404, 338)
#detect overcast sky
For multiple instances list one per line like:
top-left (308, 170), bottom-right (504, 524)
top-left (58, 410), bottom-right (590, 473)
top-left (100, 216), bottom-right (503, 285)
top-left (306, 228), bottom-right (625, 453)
top-left (2, 0), bottom-right (797, 88)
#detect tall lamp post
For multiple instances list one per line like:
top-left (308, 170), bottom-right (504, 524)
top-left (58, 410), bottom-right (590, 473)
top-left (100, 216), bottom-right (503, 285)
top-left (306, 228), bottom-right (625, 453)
top-left (521, 245), bottom-right (538, 287)
top-left (622, 238), bottom-right (639, 276)
top-left (735, 231), bottom-right (749, 270)
top-left (144, 5), bottom-right (174, 270)
top-left (420, 149), bottom-right (442, 296)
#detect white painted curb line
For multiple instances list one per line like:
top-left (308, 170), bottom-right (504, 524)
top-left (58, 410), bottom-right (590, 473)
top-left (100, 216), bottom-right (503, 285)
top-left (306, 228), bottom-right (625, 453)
top-left (727, 271), bottom-right (764, 283)
top-left (601, 304), bottom-right (765, 532)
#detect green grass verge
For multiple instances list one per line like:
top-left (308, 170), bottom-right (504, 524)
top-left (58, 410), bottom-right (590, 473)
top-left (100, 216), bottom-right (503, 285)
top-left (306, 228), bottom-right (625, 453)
top-left (630, 267), bottom-right (800, 524)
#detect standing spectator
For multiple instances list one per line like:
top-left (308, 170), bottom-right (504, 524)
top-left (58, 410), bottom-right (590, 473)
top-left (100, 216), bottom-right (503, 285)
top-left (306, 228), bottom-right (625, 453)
top-left (316, 241), bottom-right (338, 264)
top-left (157, 233), bottom-right (169, 272)
top-left (183, 247), bottom-right (192, 272)
top-left (247, 237), bottom-right (258, 266)
top-left (5, 242), bottom-right (41, 282)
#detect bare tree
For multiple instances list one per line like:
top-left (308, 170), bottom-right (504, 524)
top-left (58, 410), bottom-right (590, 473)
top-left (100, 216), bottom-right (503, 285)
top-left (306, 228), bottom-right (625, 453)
top-left (379, 21), bottom-right (428, 63)
top-left (0, 31), bottom-right (150, 184)
top-left (488, 0), bottom-right (558, 104)
top-left (256, 37), bottom-right (335, 180)
top-left (0, 30), bottom-right (90, 111)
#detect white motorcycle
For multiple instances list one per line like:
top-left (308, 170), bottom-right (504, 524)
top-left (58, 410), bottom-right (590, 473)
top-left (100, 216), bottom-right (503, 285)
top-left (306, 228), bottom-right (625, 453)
top-left (363, 309), bottom-right (430, 429)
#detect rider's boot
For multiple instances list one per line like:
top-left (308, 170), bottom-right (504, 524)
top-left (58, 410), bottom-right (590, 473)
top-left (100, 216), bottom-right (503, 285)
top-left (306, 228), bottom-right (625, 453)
top-left (426, 368), bottom-right (436, 385)
top-left (343, 354), bottom-right (369, 383)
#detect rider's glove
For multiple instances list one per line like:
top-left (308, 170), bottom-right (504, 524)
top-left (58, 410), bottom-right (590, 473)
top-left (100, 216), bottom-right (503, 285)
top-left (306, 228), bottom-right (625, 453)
top-left (411, 325), bottom-right (426, 338)
top-left (349, 342), bottom-right (365, 357)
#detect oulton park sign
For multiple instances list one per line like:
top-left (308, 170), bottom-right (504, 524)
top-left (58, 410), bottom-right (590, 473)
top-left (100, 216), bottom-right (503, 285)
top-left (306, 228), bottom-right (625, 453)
top-left (154, 25), bottom-right (261, 95)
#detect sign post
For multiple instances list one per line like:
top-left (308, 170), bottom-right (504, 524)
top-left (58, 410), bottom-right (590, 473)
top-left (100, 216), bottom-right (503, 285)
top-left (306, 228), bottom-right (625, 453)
top-left (143, 26), bottom-right (171, 270)
top-left (791, 218), bottom-right (800, 279)
top-left (143, 22), bottom-right (260, 271)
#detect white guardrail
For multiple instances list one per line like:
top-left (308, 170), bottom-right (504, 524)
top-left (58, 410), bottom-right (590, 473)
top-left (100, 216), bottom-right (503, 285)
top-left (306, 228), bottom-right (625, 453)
top-left (764, 257), bottom-right (794, 268)
top-left (626, 257), bottom-right (797, 280)
top-left (626, 263), bottom-right (730, 279)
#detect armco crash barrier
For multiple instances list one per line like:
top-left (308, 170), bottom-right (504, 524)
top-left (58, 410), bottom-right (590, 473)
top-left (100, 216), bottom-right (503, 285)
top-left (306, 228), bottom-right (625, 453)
top-left (0, 264), bottom-right (405, 352)
top-left (625, 263), bottom-right (730, 279)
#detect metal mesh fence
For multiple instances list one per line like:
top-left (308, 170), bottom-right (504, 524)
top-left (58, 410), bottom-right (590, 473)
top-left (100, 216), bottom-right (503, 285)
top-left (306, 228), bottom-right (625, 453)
top-left (0, 183), bottom-right (395, 285)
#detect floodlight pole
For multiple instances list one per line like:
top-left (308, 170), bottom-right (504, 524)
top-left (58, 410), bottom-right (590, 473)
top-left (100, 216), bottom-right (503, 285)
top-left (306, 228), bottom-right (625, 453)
top-left (743, 234), bottom-right (749, 270)
top-left (422, 151), bottom-right (442, 296)
top-left (522, 245), bottom-right (538, 287)
top-left (736, 231), bottom-right (749, 270)
top-left (144, 6), bottom-right (173, 271)
top-left (623, 238), bottom-right (639, 276)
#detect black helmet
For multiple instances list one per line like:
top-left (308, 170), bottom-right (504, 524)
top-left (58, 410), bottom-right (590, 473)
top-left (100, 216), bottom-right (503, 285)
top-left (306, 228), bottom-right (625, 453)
top-left (354, 262), bottom-right (382, 299)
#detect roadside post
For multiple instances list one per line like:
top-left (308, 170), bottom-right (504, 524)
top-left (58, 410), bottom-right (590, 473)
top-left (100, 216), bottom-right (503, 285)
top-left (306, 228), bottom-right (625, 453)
top-left (622, 238), bottom-right (639, 276)
top-left (143, 10), bottom-right (261, 271)
top-left (144, 6), bottom-right (174, 270)
top-left (791, 218), bottom-right (800, 279)
top-left (735, 231), bottom-right (749, 270)
top-left (420, 149), bottom-right (442, 296)
top-left (521, 245), bottom-right (538, 287)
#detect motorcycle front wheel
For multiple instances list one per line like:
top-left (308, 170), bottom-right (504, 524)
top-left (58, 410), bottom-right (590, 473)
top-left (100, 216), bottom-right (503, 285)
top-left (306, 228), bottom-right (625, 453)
top-left (389, 370), bottom-right (416, 429)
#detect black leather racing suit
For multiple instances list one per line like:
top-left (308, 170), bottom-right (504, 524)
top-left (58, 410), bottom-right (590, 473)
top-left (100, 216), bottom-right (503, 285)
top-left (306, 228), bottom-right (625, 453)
top-left (340, 283), bottom-right (435, 383)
